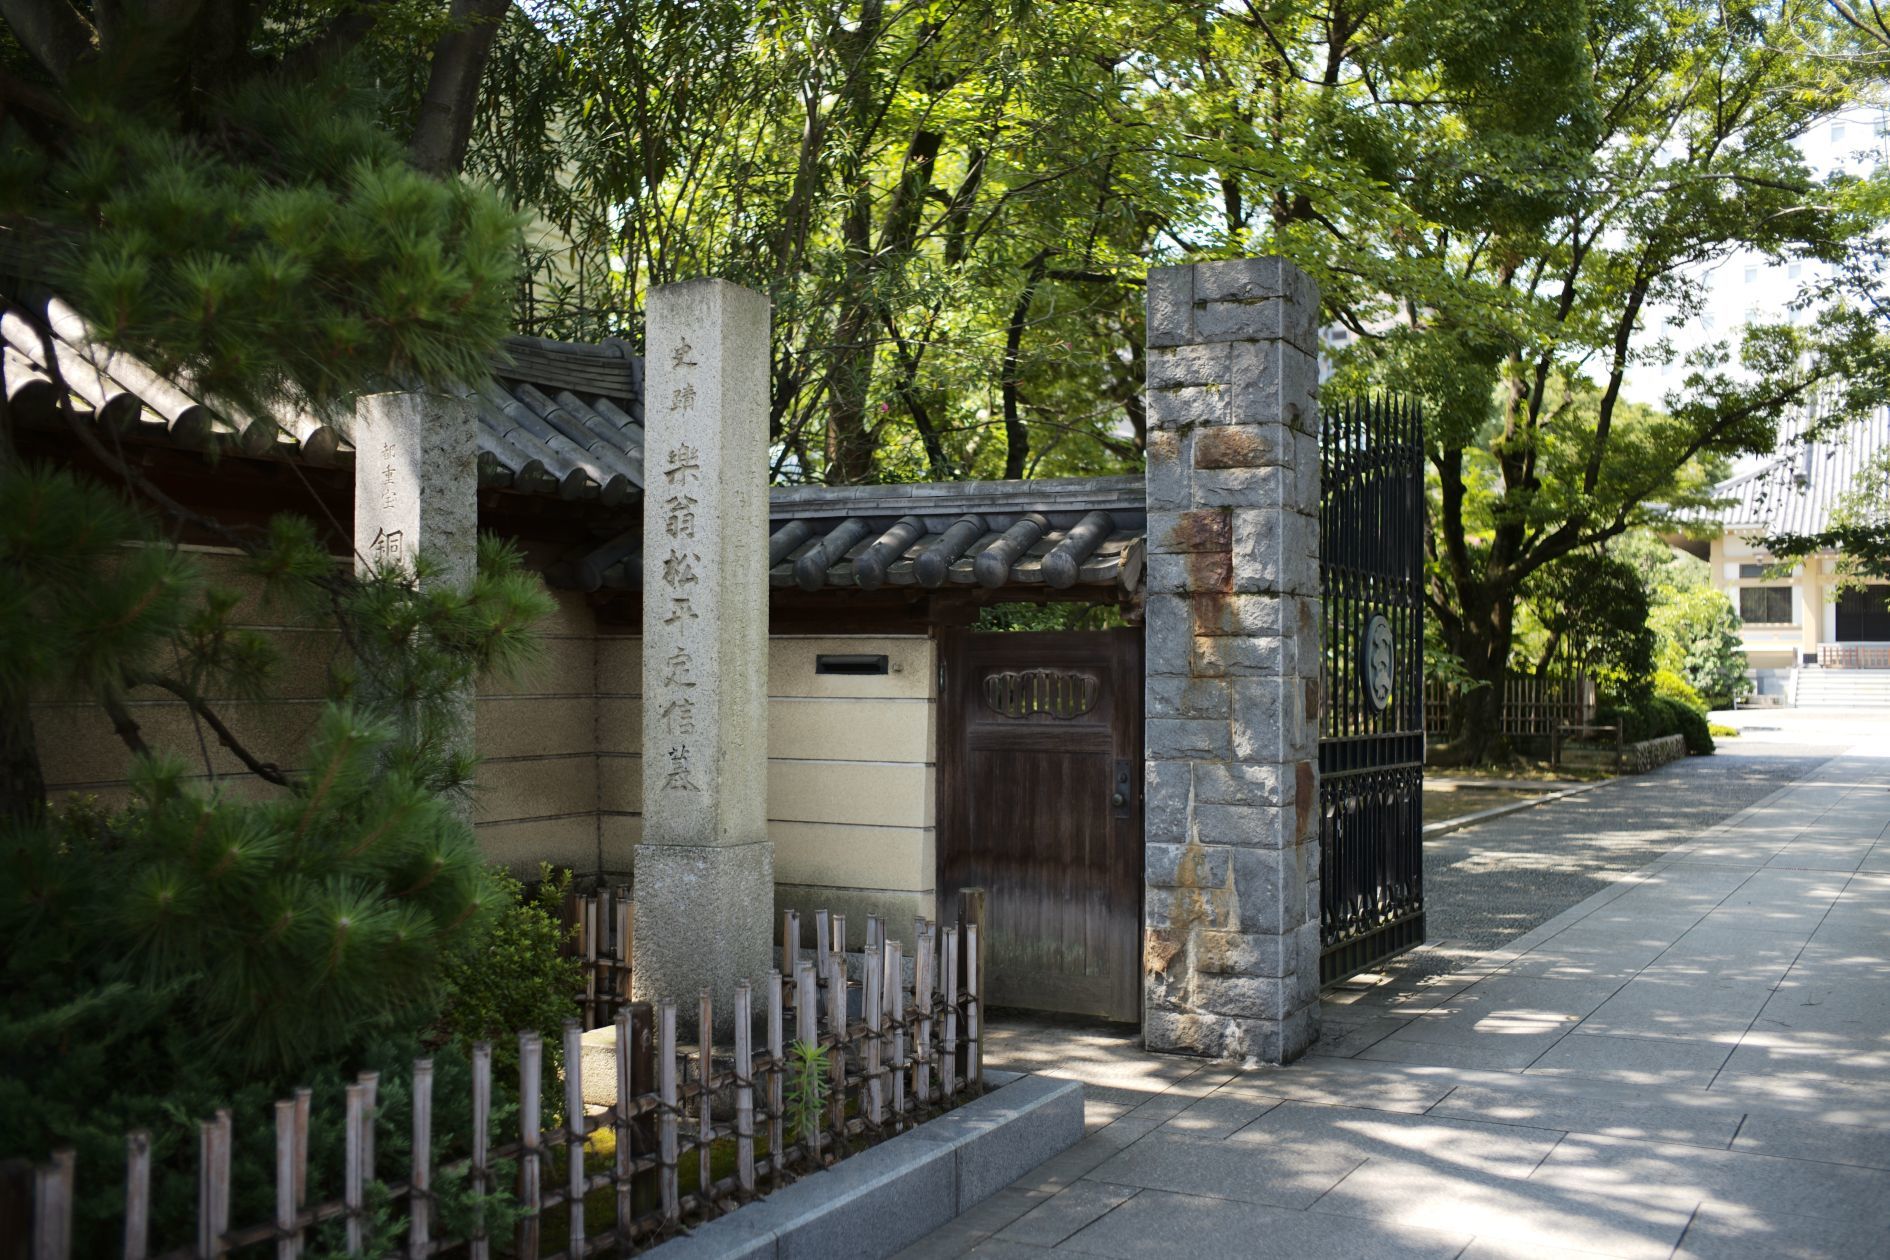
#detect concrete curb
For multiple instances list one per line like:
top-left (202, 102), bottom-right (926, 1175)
top-left (645, 1072), bottom-right (1084, 1260)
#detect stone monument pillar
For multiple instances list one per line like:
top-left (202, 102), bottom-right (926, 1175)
top-left (1141, 258), bottom-right (1324, 1063)
top-left (351, 389), bottom-right (480, 780)
top-left (632, 279), bottom-right (773, 1026)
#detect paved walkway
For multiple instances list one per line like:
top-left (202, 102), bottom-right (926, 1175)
top-left (1404, 732), bottom-right (1850, 979)
top-left (902, 721), bottom-right (1890, 1259)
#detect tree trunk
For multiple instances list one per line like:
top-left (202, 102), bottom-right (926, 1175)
top-left (0, 402), bottom-right (44, 826)
top-left (0, 681), bottom-right (46, 828)
top-left (409, 0), bottom-right (512, 175)
top-left (1435, 591), bottom-right (1517, 766)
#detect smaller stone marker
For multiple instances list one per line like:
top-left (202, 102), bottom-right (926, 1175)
top-left (351, 390), bottom-right (479, 590)
top-left (632, 279), bottom-right (773, 1033)
top-left (1141, 258), bottom-right (1323, 1064)
top-left (350, 389), bottom-right (480, 789)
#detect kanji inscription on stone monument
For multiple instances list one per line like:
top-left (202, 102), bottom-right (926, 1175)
top-left (632, 278), bottom-right (773, 1031)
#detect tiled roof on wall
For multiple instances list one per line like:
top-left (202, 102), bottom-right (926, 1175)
top-left (0, 297), bottom-right (649, 504)
top-left (566, 477), bottom-right (1148, 595)
top-left (4, 296), bottom-right (1148, 596)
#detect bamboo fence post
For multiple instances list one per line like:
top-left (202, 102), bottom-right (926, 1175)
top-left (272, 1103), bottom-right (295, 1260)
top-left (886, 939), bottom-right (905, 1124)
top-left (733, 980), bottom-right (755, 1197)
top-left (941, 926), bottom-right (959, 1099)
top-left (584, 895), bottom-right (599, 1028)
top-left (782, 909), bottom-right (799, 980)
top-left (32, 1148), bottom-right (72, 1260)
top-left (516, 1033), bottom-right (542, 1259)
top-left (794, 962), bottom-right (817, 1048)
top-left (794, 962), bottom-right (818, 1164)
top-left (561, 1021), bottom-right (586, 1256)
top-left (832, 913), bottom-right (846, 959)
top-left (616, 893), bottom-right (634, 1009)
top-left (201, 1110), bottom-right (232, 1258)
top-left (657, 999), bottom-right (680, 1226)
top-left (825, 955), bottom-right (847, 1145)
top-left (126, 1130), bottom-right (150, 1260)
top-left (696, 991), bottom-right (713, 1210)
top-left (813, 910), bottom-right (830, 981)
top-left (959, 889), bottom-right (986, 1010)
top-left (628, 1003), bottom-right (655, 1154)
top-left (410, 1058), bottom-right (433, 1258)
top-left (914, 927), bottom-right (933, 1107)
top-left (612, 1008), bottom-right (633, 1241)
top-left (344, 1084), bottom-right (368, 1255)
top-left (766, 971), bottom-right (784, 1188)
top-left (863, 945), bottom-right (883, 1130)
top-left (292, 1089), bottom-right (309, 1229)
top-left (359, 1074), bottom-right (378, 1184)
top-left (470, 1043), bottom-right (491, 1260)
top-left (964, 923), bottom-right (982, 1088)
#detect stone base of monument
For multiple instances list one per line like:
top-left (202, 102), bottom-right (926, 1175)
top-left (643, 1072), bottom-right (1083, 1260)
top-left (630, 839), bottom-right (774, 1036)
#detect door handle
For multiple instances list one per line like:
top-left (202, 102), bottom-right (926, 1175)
top-left (1112, 760), bottom-right (1134, 819)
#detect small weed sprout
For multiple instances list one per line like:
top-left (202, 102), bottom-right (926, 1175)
top-left (784, 1039), bottom-right (830, 1150)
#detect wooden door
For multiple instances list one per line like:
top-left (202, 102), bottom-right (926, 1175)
top-left (938, 628), bottom-right (1143, 1022)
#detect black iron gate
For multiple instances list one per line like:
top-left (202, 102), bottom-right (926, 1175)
top-left (1318, 396), bottom-right (1425, 984)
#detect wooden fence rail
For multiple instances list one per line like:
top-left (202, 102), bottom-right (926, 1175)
top-left (12, 908), bottom-right (982, 1259)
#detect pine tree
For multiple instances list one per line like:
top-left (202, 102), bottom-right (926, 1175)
top-left (0, 9), bottom-right (560, 1245)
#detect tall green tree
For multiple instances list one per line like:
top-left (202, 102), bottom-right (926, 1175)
top-left (475, 0), bottom-right (1199, 484)
top-left (1186, 0), bottom-right (1890, 760)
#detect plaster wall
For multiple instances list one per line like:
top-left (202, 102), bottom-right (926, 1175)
top-left (30, 547), bottom-right (609, 872)
top-left (594, 632), bottom-right (938, 944)
top-left (33, 557), bottom-right (939, 935)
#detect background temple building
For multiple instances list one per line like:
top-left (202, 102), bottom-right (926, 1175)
top-left (1680, 407), bottom-right (1890, 705)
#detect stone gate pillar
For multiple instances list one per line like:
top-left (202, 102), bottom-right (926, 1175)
top-left (1142, 258), bottom-right (1323, 1063)
top-left (631, 278), bottom-right (773, 1030)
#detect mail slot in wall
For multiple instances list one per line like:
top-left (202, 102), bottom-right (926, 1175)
top-left (815, 653), bottom-right (890, 676)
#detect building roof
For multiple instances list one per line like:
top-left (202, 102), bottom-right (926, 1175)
top-left (561, 477), bottom-right (1147, 595)
top-left (1705, 408), bottom-right (1890, 539)
top-left (1, 295), bottom-right (650, 505)
top-left (3, 295), bottom-right (1147, 597)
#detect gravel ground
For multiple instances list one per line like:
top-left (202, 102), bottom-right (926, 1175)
top-left (1384, 734), bottom-right (1852, 981)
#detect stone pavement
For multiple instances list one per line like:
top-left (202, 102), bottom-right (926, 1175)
top-left (899, 723), bottom-right (1890, 1259)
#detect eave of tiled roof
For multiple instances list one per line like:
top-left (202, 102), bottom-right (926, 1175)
top-left (4, 297), bottom-right (1147, 597)
top-left (1700, 408), bottom-right (1890, 539)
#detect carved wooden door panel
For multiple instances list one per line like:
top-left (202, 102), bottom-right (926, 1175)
top-left (939, 628), bottom-right (1142, 1022)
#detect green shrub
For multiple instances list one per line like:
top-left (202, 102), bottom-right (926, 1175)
top-left (1709, 722), bottom-right (1739, 738)
top-left (439, 864), bottom-right (583, 1084)
top-left (1600, 696), bottom-right (1714, 755)
top-left (1653, 669), bottom-right (1706, 711)
top-left (1662, 697), bottom-right (1715, 755)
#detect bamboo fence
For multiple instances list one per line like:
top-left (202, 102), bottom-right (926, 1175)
top-left (10, 908), bottom-right (982, 1259)
top-left (1424, 672), bottom-right (1595, 740)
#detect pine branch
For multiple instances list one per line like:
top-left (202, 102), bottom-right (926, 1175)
top-left (123, 670), bottom-right (292, 786)
top-left (100, 691), bottom-right (151, 760)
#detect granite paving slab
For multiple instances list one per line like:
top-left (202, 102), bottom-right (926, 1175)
top-left (901, 729), bottom-right (1890, 1260)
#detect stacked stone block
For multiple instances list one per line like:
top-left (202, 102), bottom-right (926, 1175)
top-left (1142, 258), bottom-right (1323, 1063)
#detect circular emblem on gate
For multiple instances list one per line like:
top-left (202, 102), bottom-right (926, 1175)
top-left (1363, 614), bottom-right (1395, 711)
